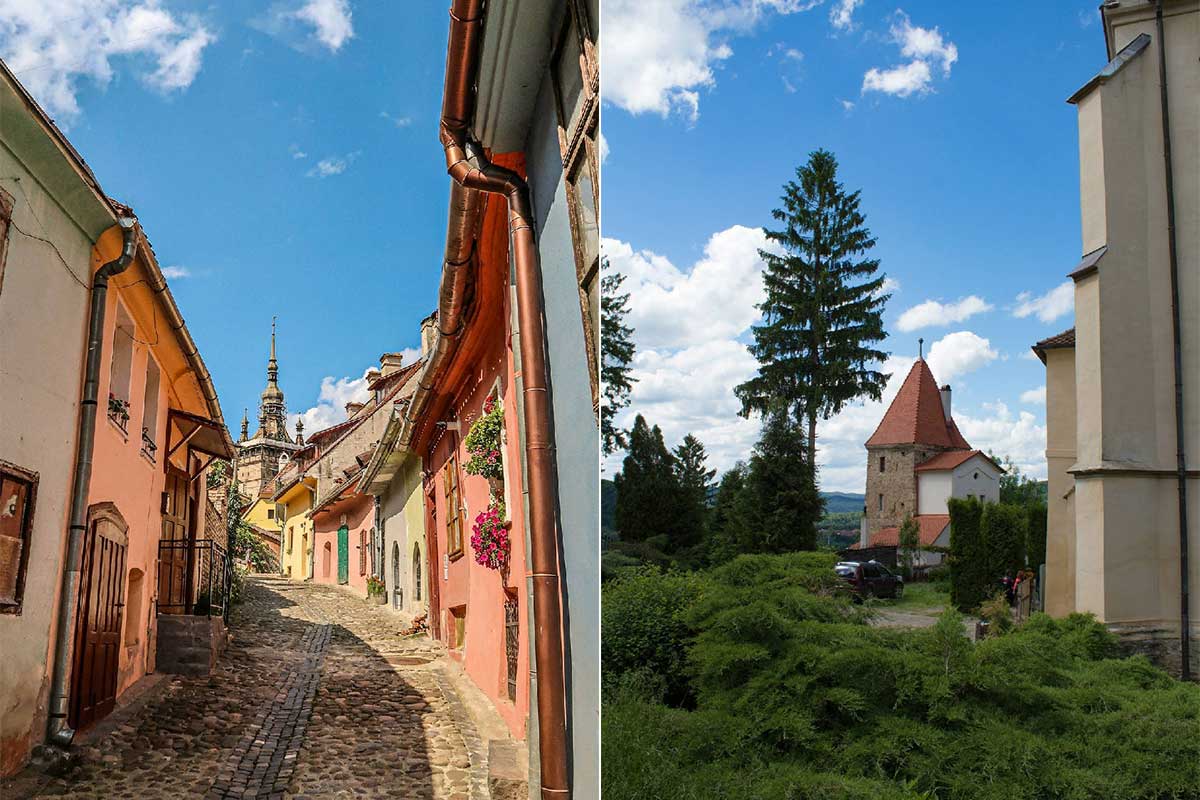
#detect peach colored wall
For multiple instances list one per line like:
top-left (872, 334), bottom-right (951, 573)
top-left (426, 331), bottom-right (530, 740)
top-left (311, 493), bottom-right (373, 594)
top-left (87, 287), bottom-right (174, 699)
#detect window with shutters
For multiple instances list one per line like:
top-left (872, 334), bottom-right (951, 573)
top-left (444, 454), bottom-right (464, 559)
top-left (0, 461), bottom-right (37, 614)
top-left (551, 0), bottom-right (600, 416)
top-left (359, 528), bottom-right (367, 576)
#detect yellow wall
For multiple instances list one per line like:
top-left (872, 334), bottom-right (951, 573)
top-left (242, 498), bottom-right (283, 536)
top-left (279, 480), bottom-right (315, 580)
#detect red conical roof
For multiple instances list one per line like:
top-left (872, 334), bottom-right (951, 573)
top-left (865, 360), bottom-right (971, 449)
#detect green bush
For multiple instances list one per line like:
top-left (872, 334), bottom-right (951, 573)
top-left (947, 497), bottom-right (986, 611)
top-left (601, 567), bottom-right (704, 706)
top-left (1026, 501), bottom-right (1048, 569)
top-left (603, 553), bottom-right (1200, 800)
top-left (981, 502), bottom-right (1026, 581)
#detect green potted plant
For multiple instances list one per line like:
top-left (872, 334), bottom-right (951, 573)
top-left (464, 394), bottom-right (504, 487)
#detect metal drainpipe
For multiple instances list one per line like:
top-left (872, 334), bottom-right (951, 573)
top-left (1154, 0), bottom-right (1190, 681)
top-left (47, 216), bottom-right (138, 745)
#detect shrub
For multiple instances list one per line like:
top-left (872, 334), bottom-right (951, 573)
top-left (947, 497), bottom-right (986, 611)
top-left (980, 502), bottom-right (1026, 583)
top-left (1025, 501), bottom-right (1048, 568)
top-left (977, 592), bottom-right (1013, 637)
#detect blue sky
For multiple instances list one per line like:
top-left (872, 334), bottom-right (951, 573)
top-left (601, 0), bottom-right (1107, 491)
top-left (2, 1), bottom-right (450, 433)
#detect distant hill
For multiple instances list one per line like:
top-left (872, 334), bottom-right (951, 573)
top-left (821, 491), bottom-right (865, 514)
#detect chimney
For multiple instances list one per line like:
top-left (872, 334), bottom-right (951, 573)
top-left (345, 401), bottom-right (365, 417)
top-left (420, 312), bottom-right (438, 357)
top-left (940, 384), bottom-right (952, 420)
top-left (365, 368), bottom-right (382, 384)
top-left (379, 352), bottom-right (405, 377)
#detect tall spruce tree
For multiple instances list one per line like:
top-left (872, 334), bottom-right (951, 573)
top-left (613, 415), bottom-right (681, 545)
top-left (601, 262), bottom-right (637, 455)
top-left (741, 406), bottom-right (823, 552)
top-left (673, 434), bottom-right (716, 553)
top-left (736, 149), bottom-right (891, 473)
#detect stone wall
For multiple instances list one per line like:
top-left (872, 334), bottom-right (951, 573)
top-left (1110, 624), bottom-right (1200, 681)
top-left (864, 445), bottom-right (932, 538)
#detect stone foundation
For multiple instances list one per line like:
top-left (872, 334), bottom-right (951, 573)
top-left (1109, 624), bottom-right (1200, 681)
top-left (155, 615), bottom-right (228, 676)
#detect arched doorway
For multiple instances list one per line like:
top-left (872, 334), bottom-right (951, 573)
top-left (412, 544), bottom-right (422, 609)
top-left (322, 541), bottom-right (332, 579)
top-left (391, 542), bottom-right (401, 610)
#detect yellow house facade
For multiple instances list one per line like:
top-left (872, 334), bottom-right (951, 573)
top-left (277, 476), bottom-right (316, 580)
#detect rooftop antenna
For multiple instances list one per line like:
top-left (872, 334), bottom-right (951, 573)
top-left (919, 337), bottom-right (924, 360)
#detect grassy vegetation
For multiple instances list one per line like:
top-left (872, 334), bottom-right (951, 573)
top-left (603, 553), bottom-right (1200, 800)
top-left (877, 581), bottom-right (951, 612)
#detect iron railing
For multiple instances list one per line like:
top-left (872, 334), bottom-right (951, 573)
top-left (157, 538), bottom-right (229, 618)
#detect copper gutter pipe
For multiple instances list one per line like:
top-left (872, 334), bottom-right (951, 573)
top-left (434, 1), bottom-right (571, 795)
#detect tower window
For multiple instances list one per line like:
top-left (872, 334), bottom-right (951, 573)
top-left (877, 494), bottom-right (884, 512)
top-left (879, 456), bottom-right (885, 473)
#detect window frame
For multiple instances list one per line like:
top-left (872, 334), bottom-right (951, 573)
top-left (549, 0), bottom-right (600, 416)
top-left (0, 187), bottom-right (13, 296)
top-left (444, 453), bottom-right (465, 560)
top-left (0, 460), bottom-right (39, 615)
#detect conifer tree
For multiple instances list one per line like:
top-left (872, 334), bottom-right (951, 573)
top-left (613, 415), bottom-right (680, 544)
top-left (601, 263), bottom-right (637, 455)
top-left (740, 406), bottom-right (823, 552)
top-left (672, 434), bottom-right (716, 553)
top-left (736, 149), bottom-right (890, 474)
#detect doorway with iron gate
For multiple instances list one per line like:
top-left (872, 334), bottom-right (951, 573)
top-left (70, 503), bottom-right (128, 730)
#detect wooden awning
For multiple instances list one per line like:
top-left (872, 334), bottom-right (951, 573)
top-left (165, 409), bottom-right (235, 469)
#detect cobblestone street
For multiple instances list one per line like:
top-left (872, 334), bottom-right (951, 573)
top-left (8, 577), bottom-right (484, 800)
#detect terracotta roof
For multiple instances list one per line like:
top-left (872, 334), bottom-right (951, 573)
top-left (867, 515), bottom-right (950, 548)
top-left (1031, 328), bottom-right (1075, 364)
top-left (916, 448), bottom-right (993, 472)
top-left (866, 360), bottom-right (971, 449)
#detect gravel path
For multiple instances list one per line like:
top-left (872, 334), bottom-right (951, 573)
top-left (8, 576), bottom-right (482, 800)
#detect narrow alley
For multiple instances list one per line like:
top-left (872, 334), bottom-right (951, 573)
top-left (6, 578), bottom-right (490, 800)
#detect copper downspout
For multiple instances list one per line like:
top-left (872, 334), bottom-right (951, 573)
top-left (439, 1), bottom-right (570, 796)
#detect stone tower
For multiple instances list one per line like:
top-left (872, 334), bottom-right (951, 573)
top-left (862, 358), bottom-right (971, 540)
top-left (234, 318), bottom-right (301, 499)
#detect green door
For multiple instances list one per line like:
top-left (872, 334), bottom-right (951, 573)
top-left (337, 525), bottom-right (349, 584)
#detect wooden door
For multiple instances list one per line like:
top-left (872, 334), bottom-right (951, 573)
top-left (337, 525), bottom-right (349, 585)
top-left (158, 468), bottom-right (190, 612)
top-left (70, 506), bottom-right (128, 730)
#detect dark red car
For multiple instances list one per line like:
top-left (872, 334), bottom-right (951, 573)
top-left (835, 560), bottom-right (904, 599)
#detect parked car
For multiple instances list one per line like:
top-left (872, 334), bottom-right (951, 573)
top-left (835, 560), bottom-right (904, 599)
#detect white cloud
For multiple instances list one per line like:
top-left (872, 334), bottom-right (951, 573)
top-left (161, 265), bottom-right (191, 279)
top-left (862, 11), bottom-right (957, 98)
top-left (924, 330), bottom-right (999, 384)
top-left (256, 0), bottom-right (353, 54)
top-left (1013, 281), bottom-right (1074, 323)
top-left (1020, 349), bottom-right (1041, 362)
top-left (896, 295), bottom-right (992, 332)
top-left (602, 225), bottom-right (773, 350)
top-left (306, 151), bottom-right (359, 178)
top-left (380, 110), bottom-right (411, 128)
top-left (956, 401), bottom-right (1047, 479)
top-left (293, 0), bottom-right (353, 51)
top-left (840, 98), bottom-right (856, 112)
top-left (1020, 386), bottom-right (1046, 405)
top-left (287, 369), bottom-right (372, 434)
top-left (877, 276), bottom-right (900, 296)
top-left (863, 58), bottom-right (931, 97)
top-left (598, 131), bottom-right (610, 164)
top-left (0, 0), bottom-right (216, 121)
top-left (602, 0), bottom-right (821, 122)
top-left (830, 0), bottom-right (863, 31)
top-left (289, 144), bottom-right (308, 159)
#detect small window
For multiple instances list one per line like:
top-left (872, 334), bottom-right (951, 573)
top-left (0, 462), bottom-right (38, 613)
top-left (444, 454), bottom-right (464, 558)
top-left (877, 494), bottom-right (884, 512)
top-left (107, 303), bottom-right (135, 435)
top-left (359, 529), bottom-right (367, 576)
top-left (879, 456), bottom-right (885, 473)
top-left (267, 508), bottom-right (275, 520)
top-left (287, 526), bottom-right (294, 554)
top-left (124, 569), bottom-right (144, 645)
top-left (141, 357), bottom-right (160, 461)
top-left (973, 471), bottom-right (979, 480)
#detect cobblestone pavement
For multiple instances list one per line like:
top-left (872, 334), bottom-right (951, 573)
top-left (11, 576), bottom-right (482, 799)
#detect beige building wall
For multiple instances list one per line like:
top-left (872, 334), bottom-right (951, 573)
top-left (0, 83), bottom-right (115, 773)
top-left (1043, 348), bottom-right (1078, 617)
top-left (864, 446), bottom-right (936, 537)
top-left (1056, 1), bottom-right (1199, 671)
